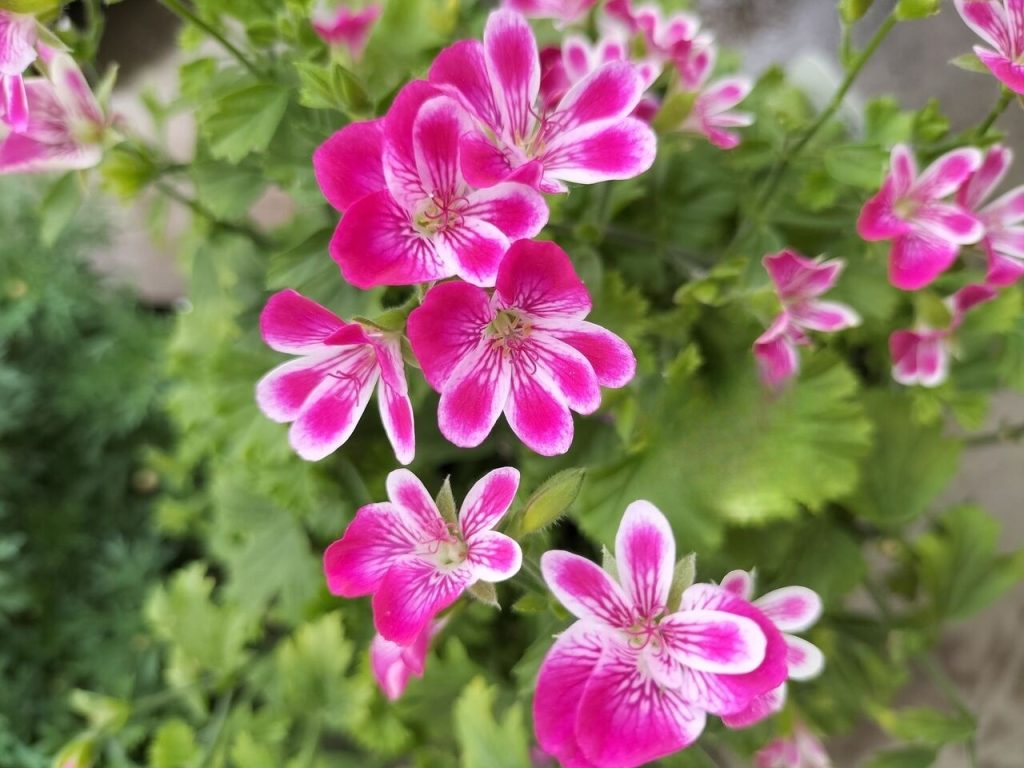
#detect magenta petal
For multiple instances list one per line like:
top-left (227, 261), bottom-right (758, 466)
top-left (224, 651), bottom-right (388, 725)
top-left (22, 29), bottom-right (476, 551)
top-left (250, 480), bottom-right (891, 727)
top-left (857, 180), bottom-right (912, 241)
top-left (466, 530), bottom-right (523, 581)
top-left (753, 315), bottom-right (799, 390)
top-left (659, 610), bottom-right (766, 674)
top-left (438, 344), bottom-right (512, 448)
top-left (484, 9), bottom-right (540, 142)
top-left (890, 144), bottom-right (918, 197)
top-left (378, 380), bottom-right (415, 465)
top-left (538, 319), bottom-right (636, 388)
top-left (785, 635), bottom-right (825, 681)
top-left (256, 355), bottom-right (333, 423)
top-left (495, 239), bottom-right (592, 318)
top-left (528, 333), bottom-right (601, 414)
top-left (506, 364), bottom-right (575, 455)
top-left (614, 500), bottom-right (675, 617)
top-left (754, 586), bottom-right (823, 633)
top-left (459, 466), bottom-right (520, 537)
top-left (313, 120), bottom-right (386, 212)
top-left (890, 330), bottom-right (949, 387)
top-left (289, 359), bottom-right (378, 460)
top-left (385, 469), bottom-right (445, 532)
top-left (542, 118), bottom-right (657, 185)
top-left (914, 147), bottom-right (983, 200)
top-left (330, 190), bottom-right (450, 288)
top-left (436, 217), bottom-right (510, 288)
top-left (789, 299), bottom-right (861, 333)
top-left (958, 144), bottom-right (1012, 210)
top-left (460, 131), bottom-right (518, 188)
top-left (372, 558), bottom-right (471, 645)
top-left (260, 289), bottom-right (345, 353)
top-left (976, 46), bottom-right (1024, 94)
top-left (463, 181), bottom-right (549, 239)
top-left (987, 247), bottom-right (1024, 286)
top-left (554, 61), bottom-right (643, 133)
top-left (429, 39), bottom-right (503, 131)
top-left (370, 625), bottom-right (431, 701)
top-left (382, 81), bottom-right (443, 203)
top-left (411, 95), bottom-right (468, 198)
top-left (576, 641), bottom-right (707, 767)
top-left (762, 250), bottom-right (842, 300)
top-left (407, 280), bottom-right (494, 390)
top-left (889, 231), bottom-right (960, 290)
top-left (914, 201), bottom-right (984, 244)
top-left (540, 550), bottom-right (634, 627)
top-left (720, 569), bottom-right (754, 600)
top-left (721, 683), bottom-right (787, 730)
top-left (956, 0), bottom-right (1012, 52)
top-left (1, 74), bottom-right (28, 132)
top-left (323, 501), bottom-right (422, 596)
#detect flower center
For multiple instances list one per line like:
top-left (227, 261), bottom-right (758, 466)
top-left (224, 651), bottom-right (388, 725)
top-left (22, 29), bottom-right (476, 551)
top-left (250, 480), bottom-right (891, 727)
top-left (894, 196), bottom-right (919, 220)
top-left (626, 618), bottom-right (662, 651)
top-left (413, 192), bottom-right (466, 235)
top-left (419, 520), bottom-right (467, 568)
top-left (484, 309), bottom-right (531, 354)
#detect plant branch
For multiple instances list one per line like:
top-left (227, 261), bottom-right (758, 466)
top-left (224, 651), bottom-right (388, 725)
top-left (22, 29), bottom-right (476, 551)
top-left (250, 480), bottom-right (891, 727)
top-left (154, 180), bottom-right (271, 248)
top-left (158, 0), bottom-right (264, 78)
top-left (964, 420), bottom-right (1024, 447)
top-left (920, 655), bottom-right (978, 768)
top-left (977, 88), bottom-right (1014, 138)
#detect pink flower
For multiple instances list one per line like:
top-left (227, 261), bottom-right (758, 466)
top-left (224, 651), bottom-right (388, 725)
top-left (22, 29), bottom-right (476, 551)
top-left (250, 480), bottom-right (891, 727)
top-left (956, 144), bottom-right (1024, 286)
top-left (406, 239), bottom-right (636, 456)
top-left (324, 467), bottom-right (522, 645)
top-left (0, 51), bottom-right (109, 174)
top-left (311, 1), bottom-right (381, 60)
top-left (502, 0), bottom-right (599, 25)
top-left (0, 11), bottom-right (37, 131)
top-left (315, 82), bottom-right (548, 288)
top-left (889, 283), bottom-right (997, 387)
top-left (370, 618), bottom-right (446, 701)
top-left (534, 501), bottom-right (787, 768)
top-left (955, 0), bottom-right (1024, 94)
top-left (538, 32), bottom-right (658, 112)
top-left (718, 570), bottom-right (824, 729)
top-left (753, 250), bottom-right (861, 389)
top-left (755, 723), bottom-right (832, 768)
top-left (681, 76), bottom-right (754, 150)
top-left (428, 10), bottom-right (657, 194)
top-left (255, 289), bottom-right (415, 463)
top-left (857, 144), bottom-right (985, 290)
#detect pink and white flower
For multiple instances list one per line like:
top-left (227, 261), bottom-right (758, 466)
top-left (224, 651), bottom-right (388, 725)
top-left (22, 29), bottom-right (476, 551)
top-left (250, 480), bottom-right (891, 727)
top-left (324, 467), bottom-right (522, 645)
top-left (255, 289), bottom-right (415, 463)
top-left (954, 0), bottom-right (1024, 94)
top-left (311, 1), bottom-right (381, 60)
top-left (428, 10), bottom-right (657, 194)
top-left (406, 239), bottom-right (636, 456)
top-left (538, 32), bottom-right (658, 112)
top-left (755, 723), bottom-right (832, 768)
top-left (889, 283), bottom-right (997, 387)
top-left (956, 144), bottom-right (1024, 286)
top-left (753, 250), bottom-right (861, 389)
top-left (534, 501), bottom-right (788, 768)
top-left (316, 82), bottom-right (548, 288)
top-left (857, 144), bottom-right (985, 290)
top-left (719, 570), bottom-right (824, 729)
top-left (680, 76), bottom-right (754, 150)
top-left (0, 51), bottom-right (110, 174)
top-left (370, 618), bottom-right (446, 701)
top-left (502, 0), bottom-right (599, 25)
top-left (0, 10), bottom-right (37, 131)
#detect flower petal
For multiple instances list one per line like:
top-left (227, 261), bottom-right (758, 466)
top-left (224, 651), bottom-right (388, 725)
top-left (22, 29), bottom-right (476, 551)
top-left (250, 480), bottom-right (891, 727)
top-left (753, 315), bottom-right (799, 390)
top-left (762, 250), bottom-right (842, 301)
top-left (698, 76), bottom-right (753, 115)
top-left (526, 333), bottom-right (602, 414)
top-left (313, 119), bottom-right (386, 212)
top-left (464, 181), bottom-right (549, 239)
top-left (614, 500), bottom-right (675, 617)
top-left (956, 0), bottom-right (1012, 52)
top-left (438, 343), bottom-right (512, 448)
top-left (553, 60), bottom-right (644, 134)
top-left (323, 501), bottom-right (423, 596)
top-left (958, 144), bottom-right (1012, 210)
top-left (754, 586), bottom-right (823, 633)
top-left (721, 683), bottom-right (787, 730)
top-left (407, 280), bottom-right (494, 390)
top-left (412, 95), bottom-right (469, 200)
top-left (459, 130), bottom-right (519, 188)
top-left (789, 299), bottom-right (861, 333)
top-left (913, 147), bottom-right (983, 201)
top-left (505, 362), bottom-right (575, 455)
top-left (260, 289), bottom-right (346, 353)
top-left (386, 468), bottom-right (444, 532)
top-left (435, 217), bottom-right (510, 288)
top-left (378, 380), bottom-right (415, 465)
top-left (372, 558), bottom-right (472, 645)
top-left (659, 609), bottom-right (766, 674)
top-left (429, 39), bottom-right (502, 130)
top-left (257, 354), bottom-right (336, 423)
top-left (289, 354), bottom-right (379, 460)
top-left (540, 550), bottom-right (634, 628)
top-left (541, 117), bottom-right (657, 185)
top-left (459, 466), bottom-right (521, 537)
top-left (889, 231), bottom-right (960, 290)
top-left (1, 73), bottom-right (28, 132)
top-left (890, 144), bottom-right (918, 197)
top-left (466, 530), bottom-right (523, 581)
top-left (495, 239), bottom-right (592, 318)
top-left (382, 80), bottom-right (441, 207)
top-left (484, 9), bottom-right (541, 143)
top-left (720, 569), bottom-right (755, 600)
top-left (536, 319), bottom-right (636, 388)
top-left (857, 179), bottom-right (912, 241)
top-left (370, 628), bottom-right (429, 701)
top-left (987, 246), bottom-right (1024, 286)
top-left (914, 202), bottom-right (984, 244)
top-left (785, 635), bottom-right (825, 681)
top-left (975, 45), bottom-right (1024, 94)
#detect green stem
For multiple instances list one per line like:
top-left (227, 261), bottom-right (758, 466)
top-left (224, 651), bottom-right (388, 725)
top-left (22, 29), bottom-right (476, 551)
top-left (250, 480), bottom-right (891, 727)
top-left (519, 556), bottom-right (547, 592)
top-left (198, 689), bottom-right (236, 768)
top-left (920, 655), bottom-right (978, 768)
top-left (964, 420), bottom-right (1024, 447)
top-left (154, 180), bottom-right (271, 248)
top-left (158, 0), bottom-right (264, 78)
top-left (338, 456), bottom-right (373, 506)
top-left (977, 88), bottom-right (1014, 138)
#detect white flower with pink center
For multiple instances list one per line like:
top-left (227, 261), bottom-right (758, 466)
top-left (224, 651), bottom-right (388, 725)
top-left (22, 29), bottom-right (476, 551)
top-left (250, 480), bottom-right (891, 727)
top-left (324, 468), bottom-right (522, 645)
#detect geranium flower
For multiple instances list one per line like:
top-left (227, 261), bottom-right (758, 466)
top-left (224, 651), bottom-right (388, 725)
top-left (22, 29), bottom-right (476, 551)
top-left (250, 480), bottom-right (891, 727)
top-left (0, 51), bottom-right (110, 174)
top-left (755, 723), bottom-right (832, 768)
top-left (955, 0), bottom-right (1024, 94)
top-left (503, 0), bottom-right (599, 25)
top-left (0, 10), bottom-right (37, 131)
top-left (956, 144), bottom-right (1024, 286)
top-left (324, 468), bottom-right (522, 645)
top-left (753, 250), bottom-right (861, 389)
top-left (535, 501), bottom-right (785, 768)
top-left (370, 618), bottom-right (446, 701)
top-left (406, 239), bottom-right (636, 456)
top-left (680, 76), bottom-right (754, 150)
top-left (255, 289), bottom-right (414, 463)
top-left (857, 144), bottom-right (984, 290)
top-left (319, 82), bottom-right (548, 288)
top-left (428, 9), bottom-right (657, 193)
top-left (718, 570), bottom-right (824, 728)
top-left (890, 283), bottom-right (996, 387)
top-left (311, 1), bottom-right (381, 60)
top-left (538, 32), bottom-right (658, 111)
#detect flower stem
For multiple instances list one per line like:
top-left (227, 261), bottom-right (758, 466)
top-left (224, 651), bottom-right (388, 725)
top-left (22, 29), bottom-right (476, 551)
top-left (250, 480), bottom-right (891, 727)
top-left (154, 180), bottom-right (272, 248)
top-left (977, 88), bottom-right (1014, 139)
top-left (158, 0), bottom-right (264, 78)
top-left (964, 420), bottom-right (1024, 447)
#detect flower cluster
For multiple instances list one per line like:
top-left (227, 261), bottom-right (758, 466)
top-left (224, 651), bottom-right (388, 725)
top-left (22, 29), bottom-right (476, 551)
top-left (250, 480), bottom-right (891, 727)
top-left (859, 143), bottom-right (1022, 386)
top-left (0, 13), bottom-right (110, 175)
top-left (310, 0), bottom-right (381, 60)
top-left (534, 501), bottom-right (823, 767)
top-left (956, 0), bottom-right (1024, 94)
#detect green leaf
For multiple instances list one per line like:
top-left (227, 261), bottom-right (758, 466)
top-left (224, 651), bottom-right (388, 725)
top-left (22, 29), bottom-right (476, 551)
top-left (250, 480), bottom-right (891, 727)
top-left (864, 746), bottom-right (937, 768)
top-left (844, 391), bottom-right (960, 528)
top-left (823, 145), bottom-right (889, 189)
top-left (435, 476), bottom-right (457, 524)
top-left (67, 689), bottom-right (129, 733)
top-left (39, 173), bottom-right (83, 248)
top-left (467, 581), bottom-right (500, 608)
top-left (100, 145), bottom-right (158, 199)
top-left (667, 553), bottom-right (697, 611)
top-left (520, 468), bottom-right (586, 535)
top-left (453, 678), bottom-right (531, 768)
top-left (895, 0), bottom-right (941, 20)
top-left (200, 80), bottom-right (289, 163)
top-left (148, 719), bottom-right (199, 768)
top-left (192, 161), bottom-right (264, 221)
top-left (949, 52), bottom-right (989, 74)
top-left (874, 706), bottom-right (975, 747)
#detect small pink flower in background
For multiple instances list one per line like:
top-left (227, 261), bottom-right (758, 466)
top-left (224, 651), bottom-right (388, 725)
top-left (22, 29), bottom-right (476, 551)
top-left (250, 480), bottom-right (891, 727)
top-left (370, 618), bottom-right (446, 701)
top-left (535, 501), bottom-right (786, 768)
top-left (956, 144), bottom-right (1024, 286)
top-left (538, 32), bottom-right (658, 112)
top-left (955, 0), bottom-right (1024, 94)
top-left (681, 75), bottom-right (754, 150)
top-left (755, 723), bottom-right (832, 768)
top-left (753, 250), bottom-right (861, 389)
top-left (0, 52), bottom-right (110, 174)
top-left (316, 82), bottom-right (548, 288)
top-left (324, 468), bottom-right (522, 645)
top-left (255, 289), bottom-right (415, 463)
top-left (311, 1), bottom-right (381, 60)
top-left (502, 0), bottom-right (599, 25)
top-left (407, 239), bottom-right (636, 456)
top-left (0, 10), bottom-right (37, 131)
top-left (890, 283), bottom-right (997, 387)
top-left (857, 144), bottom-right (985, 290)
top-left (428, 9), bottom-right (657, 194)
top-left (719, 570), bottom-right (824, 728)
